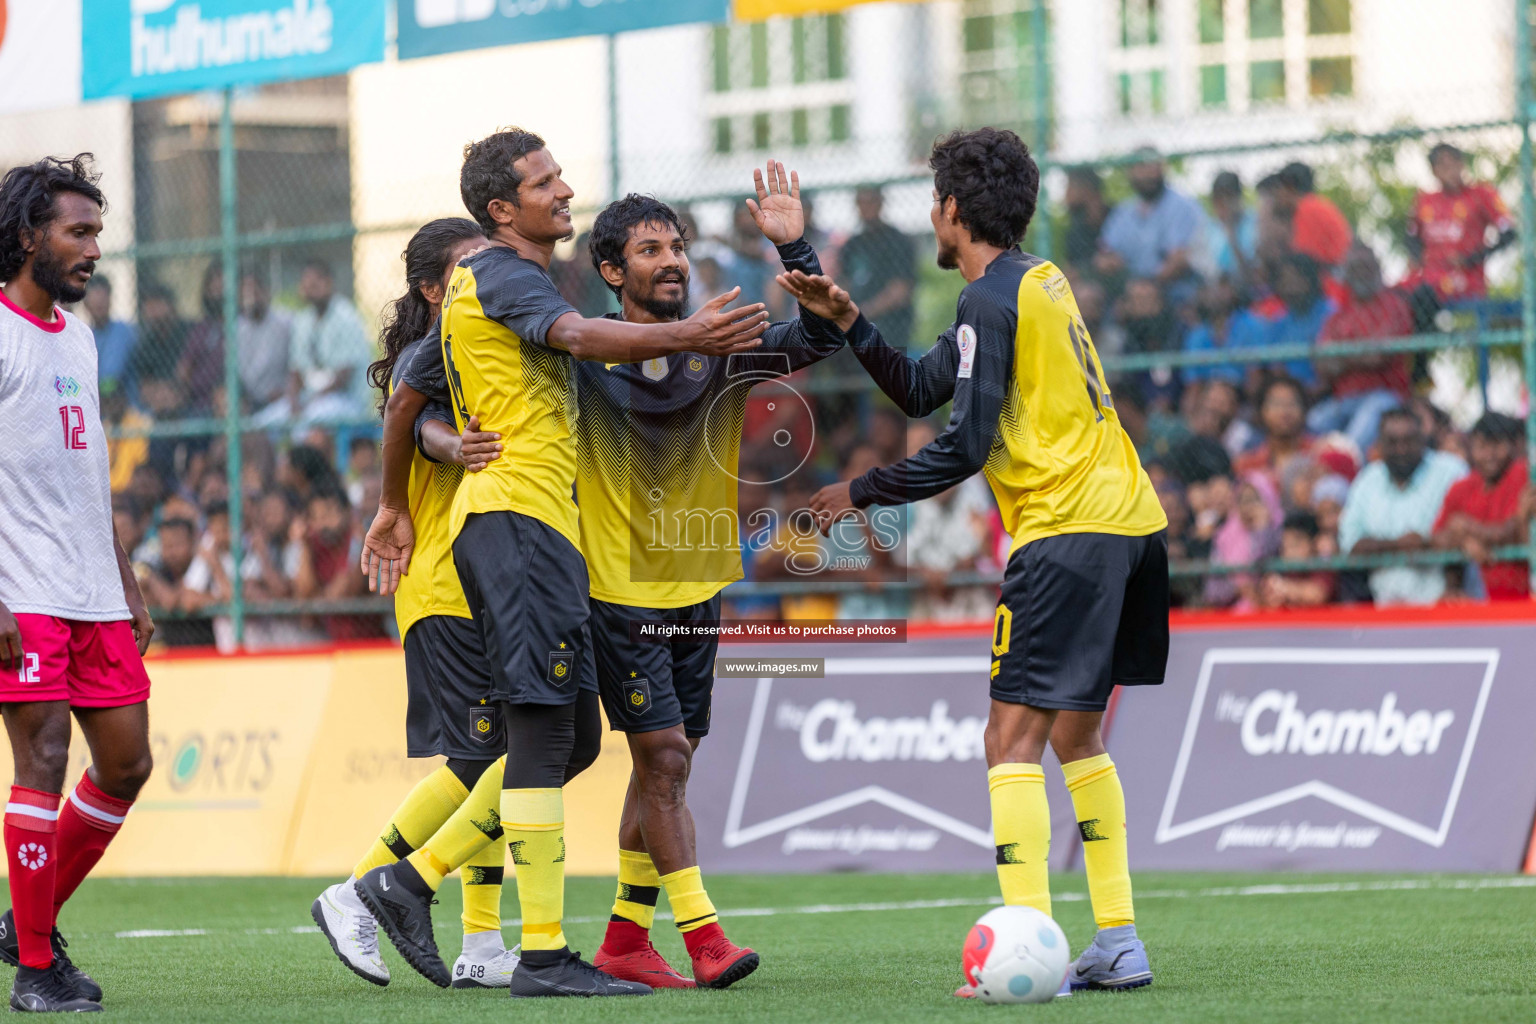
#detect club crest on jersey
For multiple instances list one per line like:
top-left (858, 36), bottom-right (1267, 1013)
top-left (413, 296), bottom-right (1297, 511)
top-left (684, 354), bottom-right (709, 380)
top-left (547, 651), bottom-right (575, 686)
top-left (469, 708), bottom-right (499, 745)
top-left (956, 324), bottom-right (977, 379)
top-left (623, 678), bottom-right (652, 715)
top-left (642, 356), bottom-right (670, 382)
top-left (53, 376), bottom-right (80, 397)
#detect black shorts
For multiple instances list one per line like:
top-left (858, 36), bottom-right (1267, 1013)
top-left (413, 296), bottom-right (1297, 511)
top-left (401, 614), bottom-right (503, 759)
top-left (453, 510), bottom-right (595, 706)
top-left (591, 595), bottom-right (720, 738)
top-left (991, 530), bottom-right (1169, 712)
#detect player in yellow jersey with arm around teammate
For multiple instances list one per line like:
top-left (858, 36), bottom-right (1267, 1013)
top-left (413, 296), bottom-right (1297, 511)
top-left (359, 127), bottom-right (769, 1000)
top-left (794, 128), bottom-right (1168, 998)
top-left (313, 218), bottom-right (529, 991)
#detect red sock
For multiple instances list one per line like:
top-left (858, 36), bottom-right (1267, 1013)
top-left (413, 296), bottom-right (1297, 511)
top-left (683, 921), bottom-right (724, 958)
top-left (602, 917), bottom-right (651, 955)
top-left (5, 787), bottom-right (60, 969)
top-left (52, 774), bottom-right (133, 916)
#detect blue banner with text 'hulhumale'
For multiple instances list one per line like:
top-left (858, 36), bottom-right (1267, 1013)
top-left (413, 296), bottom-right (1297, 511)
top-left (399, 0), bottom-right (731, 61)
top-left (83, 0), bottom-right (386, 100)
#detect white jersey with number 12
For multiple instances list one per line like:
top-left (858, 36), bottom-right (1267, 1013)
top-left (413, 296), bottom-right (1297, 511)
top-left (0, 292), bottom-right (127, 621)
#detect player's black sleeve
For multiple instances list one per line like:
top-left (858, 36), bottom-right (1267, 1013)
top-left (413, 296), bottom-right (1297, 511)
top-left (412, 400), bottom-right (457, 463)
top-left (848, 287), bottom-right (1015, 509)
top-left (395, 329), bottom-right (450, 404)
top-left (846, 314), bottom-right (959, 417)
top-left (748, 237), bottom-right (845, 376)
top-left (472, 249), bottom-right (578, 348)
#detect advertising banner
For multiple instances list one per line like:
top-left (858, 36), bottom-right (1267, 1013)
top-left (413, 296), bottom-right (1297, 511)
top-left (0, 0), bottom-right (84, 115)
top-left (734, 0), bottom-right (922, 21)
top-left (1117, 623), bottom-right (1536, 873)
top-left (689, 638), bottom-right (1082, 875)
top-left (82, 0), bottom-right (386, 101)
top-left (400, 0), bottom-right (731, 61)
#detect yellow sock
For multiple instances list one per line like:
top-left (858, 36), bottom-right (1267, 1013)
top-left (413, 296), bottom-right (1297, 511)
top-left (406, 757), bottom-right (506, 891)
top-left (353, 765), bottom-right (468, 879)
top-left (611, 849), bottom-right (661, 929)
top-left (460, 842), bottom-right (505, 935)
top-left (503, 788), bottom-right (567, 952)
top-left (1063, 754), bottom-right (1134, 929)
top-left (988, 763), bottom-right (1051, 916)
top-left (660, 865), bottom-right (717, 935)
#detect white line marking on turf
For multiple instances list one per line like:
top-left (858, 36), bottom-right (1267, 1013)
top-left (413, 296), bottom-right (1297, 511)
top-left (101, 876), bottom-right (1536, 940)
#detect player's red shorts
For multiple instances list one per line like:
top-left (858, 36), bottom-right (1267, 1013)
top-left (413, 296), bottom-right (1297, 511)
top-left (3, 615), bottom-right (151, 707)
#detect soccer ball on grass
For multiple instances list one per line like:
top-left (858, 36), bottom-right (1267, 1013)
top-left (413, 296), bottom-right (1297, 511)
top-left (961, 905), bottom-right (1070, 1004)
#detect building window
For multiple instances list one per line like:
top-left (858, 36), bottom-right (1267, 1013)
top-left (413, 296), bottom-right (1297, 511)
top-left (959, 0), bottom-right (1048, 132)
top-left (1107, 0), bottom-right (1167, 117)
top-left (1191, 0), bottom-right (1353, 114)
top-left (706, 14), bottom-right (853, 155)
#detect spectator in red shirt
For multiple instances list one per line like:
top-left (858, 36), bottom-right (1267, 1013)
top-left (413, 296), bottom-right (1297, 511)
top-left (1433, 412), bottom-right (1530, 601)
top-left (294, 487), bottom-right (373, 638)
top-left (1307, 244), bottom-right (1414, 454)
top-left (1407, 143), bottom-right (1516, 302)
top-left (1275, 162), bottom-right (1352, 269)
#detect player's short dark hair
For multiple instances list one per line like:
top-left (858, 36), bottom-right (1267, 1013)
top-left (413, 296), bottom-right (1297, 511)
top-left (1428, 142), bottom-right (1463, 165)
top-left (1278, 162), bottom-right (1315, 194)
top-left (1282, 510), bottom-right (1319, 537)
top-left (588, 195), bottom-right (690, 299)
top-left (1471, 411), bottom-right (1522, 444)
top-left (460, 127), bottom-right (547, 233)
top-left (929, 127), bottom-right (1039, 250)
top-left (0, 153), bottom-right (106, 283)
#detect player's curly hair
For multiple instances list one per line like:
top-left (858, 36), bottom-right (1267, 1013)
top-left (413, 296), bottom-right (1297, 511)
top-left (368, 217), bottom-right (485, 412)
top-left (588, 195), bottom-right (691, 299)
top-left (929, 128), bottom-right (1037, 250)
top-left (460, 127), bottom-right (546, 233)
top-left (0, 153), bottom-right (106, 283)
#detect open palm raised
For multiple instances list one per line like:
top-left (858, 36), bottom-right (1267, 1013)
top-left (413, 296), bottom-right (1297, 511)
top-left (746, 159), bottom-right (805, 246)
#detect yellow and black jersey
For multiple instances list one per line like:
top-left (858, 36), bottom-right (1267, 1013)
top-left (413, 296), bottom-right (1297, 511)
top-left (577, 238), bottom-right (843, 609)
top-left (431, 246), bottom-right (581, 549)
top-left (847, 249), bottom-right (1165, 554)
top-left (389, 336), bottom-right (471, 638)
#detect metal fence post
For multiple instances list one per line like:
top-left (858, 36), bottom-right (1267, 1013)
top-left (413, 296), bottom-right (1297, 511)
top-left (1031, 0), bottom-right (1052, 264)
top-left (1519, 1), bottom-right (1536, 580)
top-left (219, 87), bottom-right (246, 648)
top-left (607, 33), bottom-right (622, 202)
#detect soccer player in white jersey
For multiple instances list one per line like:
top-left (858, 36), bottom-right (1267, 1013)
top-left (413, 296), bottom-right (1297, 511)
top-left (0, 155), bottom-right (156, 1013)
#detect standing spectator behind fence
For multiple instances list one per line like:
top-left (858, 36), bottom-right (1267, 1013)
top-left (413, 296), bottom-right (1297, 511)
top-left (1407, 143), bottom-right (1517, 303)
top-left (1339, 408), bottom-right (1467, 606)
top-left (132, 281), bottom-right (187, 403)
top-left (1206, 171), bottom-right (1257, 283)
top-left (1063, 166), bottom-right (1109, 277)
top-left (840, 185), bottom-right (916, 347)
top-left (178, 262), bottom-right (226, 413)
top-left (237, 271), bottom-right (291, 410)
top-left (1096, 147), bottom-right (1204, 308)
top-left (1273, 162), bottom-right (1352, 270)
top-left (258, 260), bottom-right (373, 427)
top-left (1310, 244), bottom-right (1414, 453)
top-left (1433, 412), bottom-right (1530, 601)
top-left (84, 273), bottom-right (137, 394)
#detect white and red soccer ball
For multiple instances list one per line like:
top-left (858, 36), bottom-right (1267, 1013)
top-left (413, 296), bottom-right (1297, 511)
top-left (962, 905), bottom-right (1070, 1004)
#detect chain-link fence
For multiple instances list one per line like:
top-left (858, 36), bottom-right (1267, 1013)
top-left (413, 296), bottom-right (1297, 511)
top-left (7, 0), bottom-right (1532, 650)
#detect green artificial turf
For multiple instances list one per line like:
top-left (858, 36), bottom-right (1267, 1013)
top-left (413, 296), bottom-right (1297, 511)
top-left (36, 871), bottom-right (1536, 1022)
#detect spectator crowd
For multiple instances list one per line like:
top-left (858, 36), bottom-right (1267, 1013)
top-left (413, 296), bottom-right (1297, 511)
top-left (81, 145), bottom-right (1532, 648)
